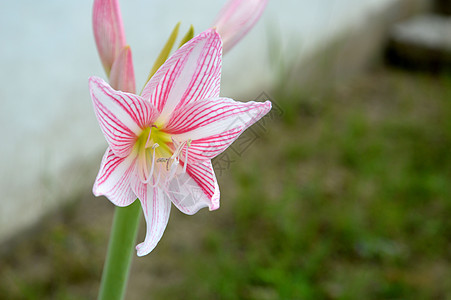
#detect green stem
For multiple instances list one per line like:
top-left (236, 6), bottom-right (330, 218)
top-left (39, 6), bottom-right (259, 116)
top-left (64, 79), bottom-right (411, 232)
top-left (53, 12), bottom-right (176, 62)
top-left (97, 200), bottom-right (141, 300)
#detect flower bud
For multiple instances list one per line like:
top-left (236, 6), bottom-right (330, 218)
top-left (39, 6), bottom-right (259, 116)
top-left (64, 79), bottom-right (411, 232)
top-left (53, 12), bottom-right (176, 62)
top-left (214, 0), bottom-right (268, 53)
top-left (109, 45), bottom-right (136, 93)
top-left (93, 0), bottom-right (126, 75)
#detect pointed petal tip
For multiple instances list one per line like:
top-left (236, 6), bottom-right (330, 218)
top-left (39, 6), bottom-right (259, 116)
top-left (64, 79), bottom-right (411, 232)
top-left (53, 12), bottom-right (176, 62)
top-left (264, 100), bottom-right (272, 112)
top-left (207, 27), bottom-right (220, 36)
top-left (136, 242), bottom-right (152, 257)
top-left (206, 28), bottom-right (222, 45)
top-left (209, 201), bottom-right (220, 211)
top-left (183, 28), bottom-right (222, 50)
top-left (92, 185), bottom-right (101, 197)
top-left (209, 178), bottom-right (220, 211)
top-left (88, 75), bottom-right (98, 84)
top-left (132, 184), bottom-right (171, 257)
top-left (134, 231), bottom-right (161, 256)
top-left (88, 76), bottom-right (107, 89)
top-left (189, 28), bottom-right (221, 48)
top-left (142, 27), bottom-right (223, 114)
top-left (88, 76), bottom-right (109, 98)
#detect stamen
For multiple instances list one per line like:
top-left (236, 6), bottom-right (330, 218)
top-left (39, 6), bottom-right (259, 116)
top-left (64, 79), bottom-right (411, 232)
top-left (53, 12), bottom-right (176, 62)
top-left (149, 167), bottom-right (161, 187)
top-left (138, 148), bottom-right (148, 183)
top-left (167, 159), bottom-right (179, 182)
top-left (144, 128), bottom-right (153, 149)
top-left (183, 139), bottom-right (192, 173)
top-left (166, 157), bottom-right (172, 171)
top-left (143, 143), bottom-right (159, 184)
top-left (138, 143), bottom-right (160, 184)
top-left (166, 138), bottom-right (182, 171)
top-left (153, 138), bottom-right (193, 180)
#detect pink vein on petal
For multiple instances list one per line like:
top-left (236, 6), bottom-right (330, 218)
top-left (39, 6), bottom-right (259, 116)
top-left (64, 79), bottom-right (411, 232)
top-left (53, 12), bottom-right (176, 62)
top-left (142, 29), bottom-right (222, 121)
top-left (93, 148), bottom-right (137, 207)
top-left (89, 76), bottom-right (159, 157)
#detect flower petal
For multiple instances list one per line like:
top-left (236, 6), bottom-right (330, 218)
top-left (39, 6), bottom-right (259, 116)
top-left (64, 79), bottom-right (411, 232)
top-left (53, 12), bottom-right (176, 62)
top-left (89, 76), bottom-right (159, 157)
top-left (181, 127), bottom-right (243, 164)
top-left (167, 160), bottom-right (220, 215)
top-left (166, 97), bottom-right (271, 141)
top-left (109, 45), bottom-right (136, 93)
top-left (93, 0), bottom-right (126, 75)
top-left (214, 0), bottom-right (268, 53)
top-left (141, 29), bottom-right (222, 122)
top-left (132, 180), bottom-right (171, 256)
top-left (93, 148), bottom-right (137, 207)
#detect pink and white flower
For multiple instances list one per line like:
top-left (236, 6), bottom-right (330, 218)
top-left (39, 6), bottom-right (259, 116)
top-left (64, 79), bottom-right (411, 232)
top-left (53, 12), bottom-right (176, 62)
top-left (214, 0), bottom-right (268, 53)
top-left (90, 29), bottom-right (271, 256)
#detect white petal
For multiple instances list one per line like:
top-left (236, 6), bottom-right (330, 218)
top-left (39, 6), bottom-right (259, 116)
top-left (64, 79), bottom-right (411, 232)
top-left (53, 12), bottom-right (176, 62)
top-left (89, 76), bottom-right (159, 157)
top-left (167, 97), bottom-right (271, 141)
top-left (142, 29), bottom-right (222, 123)
top-left (176, 127), bottom-right (243, 164)
top-left (132, 179), bottom-right (171, 256)
top-left (93, 148), bottom-right (137, 207)
top-left (167, 160), bottom-right (220, 215)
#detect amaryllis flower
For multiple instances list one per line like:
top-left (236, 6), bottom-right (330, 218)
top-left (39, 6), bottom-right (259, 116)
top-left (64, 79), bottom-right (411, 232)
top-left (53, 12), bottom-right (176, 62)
top-left (214, 0), bottom-right (268, 53)
top-left (90, 29), bottom-right (271, 256)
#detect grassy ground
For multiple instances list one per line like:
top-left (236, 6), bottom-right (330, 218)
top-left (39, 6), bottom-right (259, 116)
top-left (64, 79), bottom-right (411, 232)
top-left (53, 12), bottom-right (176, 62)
top-left (1, 66), bottom-right (450, 299)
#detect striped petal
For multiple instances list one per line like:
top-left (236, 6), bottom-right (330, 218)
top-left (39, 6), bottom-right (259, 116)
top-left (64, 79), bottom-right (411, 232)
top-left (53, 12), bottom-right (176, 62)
top-left (93, 148), bottom-right (137, 207)
top-left (180, 127), bottom-right (243, 164)
top-left (166, 98), bottom-right (271, 160)
top-left (141, 29), bottom-right (222, 123)
top-left (167, 160), bottom-right (220, 215)
top-left (132, 180), bottom-right (171, 256)
top-left (89, 76), bottom-right (159, 157)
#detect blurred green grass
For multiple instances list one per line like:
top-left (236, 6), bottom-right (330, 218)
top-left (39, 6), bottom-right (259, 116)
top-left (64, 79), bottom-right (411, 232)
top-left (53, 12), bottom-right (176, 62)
top-left (156, 67), bottom-right (451, 299)
top-left (1, 67), bottom-right (450, 299)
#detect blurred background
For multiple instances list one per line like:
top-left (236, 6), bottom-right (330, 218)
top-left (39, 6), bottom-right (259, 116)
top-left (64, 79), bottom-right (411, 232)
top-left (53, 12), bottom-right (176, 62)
top-left (1, 0), bottom-right (450, 299)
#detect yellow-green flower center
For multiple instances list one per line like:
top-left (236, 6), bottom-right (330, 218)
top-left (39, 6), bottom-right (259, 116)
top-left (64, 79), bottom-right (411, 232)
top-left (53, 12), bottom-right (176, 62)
top-left (135, 125), bottom-right (192, 184)
top-left (136, 126), bottom-right (172, 158)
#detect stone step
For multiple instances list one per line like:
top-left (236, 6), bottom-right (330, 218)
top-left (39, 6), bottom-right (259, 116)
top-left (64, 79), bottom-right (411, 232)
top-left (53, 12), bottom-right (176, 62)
top-left (386, 14), bottom-right (451, 70)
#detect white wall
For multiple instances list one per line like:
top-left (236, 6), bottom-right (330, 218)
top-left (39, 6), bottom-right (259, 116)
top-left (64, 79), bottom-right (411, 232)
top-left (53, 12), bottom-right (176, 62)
top-left (0, 0), bottom-right (397, 243)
